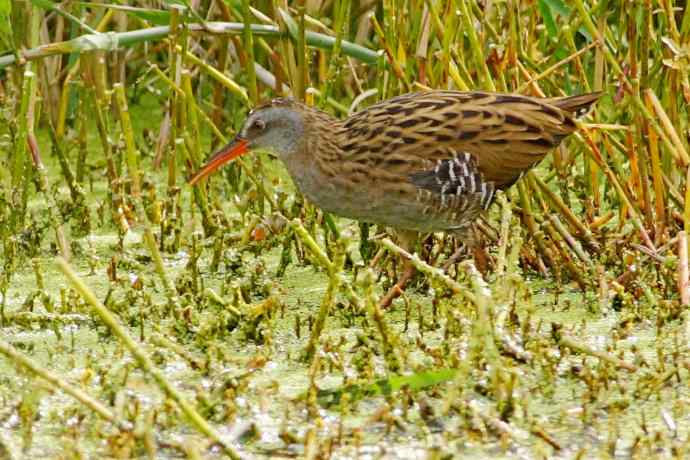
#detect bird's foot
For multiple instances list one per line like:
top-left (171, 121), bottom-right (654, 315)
top-left (472, 245), bottom-right (492, 275)
top-left (441, 244), bottom-right (470, 272)
top-left (379, 259), bottom-right (416, 309)
top-left (441, 243), bottom-right (492, 275)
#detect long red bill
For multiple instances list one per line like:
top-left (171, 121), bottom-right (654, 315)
top-left (188, 137), bottom-right (250, 185)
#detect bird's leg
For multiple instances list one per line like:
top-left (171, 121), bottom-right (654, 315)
top-left (470, 222), bottom-right (493, 275)
top-left (379, 230), bottom-right (419, 309)
top-left (441, 244), bottom-right (469, 272)
top-left (471, 244), bottom-right (491, 275)
top-left (442, 225), bottom-right (492, 274)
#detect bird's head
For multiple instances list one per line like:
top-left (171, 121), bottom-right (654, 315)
top-left (189, 98), bottom-right (305, 185)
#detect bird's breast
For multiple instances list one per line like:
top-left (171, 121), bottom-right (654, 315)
top-left (283, 158), bottom-right (471, 232)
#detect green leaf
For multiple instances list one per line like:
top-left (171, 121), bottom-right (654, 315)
top-left (219, 0), bottom-right (242, 9)
top-left (553, 45), bottom-right (569, 60)
top-left (312, 368), bottom-right (458, 408)
top-left (537, 0), bottom-right (557, 38)
top-left (277, 7), bottom-right (299, 40)
top-left (0, 0), bottom-right (11, 15)
top-left (540, 0), bottom-right (571, 17)
top-left (537, 0), bottom-right (591, 42)
top-left (33, 0), bottom-right (97, 34)
top-left (79, 3), bottom-right (171, 26)
top-left (0, 0), bottom-right (13, 53)
top-left (30, 0), bottom-right (57, 10)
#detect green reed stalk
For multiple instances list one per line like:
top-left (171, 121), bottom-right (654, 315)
top-left (363, 269), bottom-right (402, 372)
top-left (180, 46), bottom-right (249, 103)
top-left (645, 92), bottom-right (666, 238)
top-left (88, 55), bottom-right (121, 223)
top-left (0, 339), bottom-right (129, 430)
top-left (320, 0), bottom-right (350, 106)
top-left (553, 326), bottom-right (637, 371)
top-left (548, 215), bottom-right (591, 265)
top-left (495, 193), bottom-right (512, 276)
top-left (291, 219), bottom-right (363, 311)
top-left (211, 16), bottom-right (232, 138)
top-left (424, 0), bottom-right (446, 45)
top-left (541, 219), bottom-right (588, 290)
top-left (645, 90), bottom-right (690, 166)
top-left (56, 258), bottom-right (242, 460)
top-left (458, 0), bottom-right (495, 91)
top-left (151, 64), bottom-right (277, 212)
top-left (181, 72), bottom-right (201, 168)
top-left (10, 67), bottom-right (34, 233)
top-left (516, 40), bottom-right (599, 92)
top-left (517, 180), bottom-right (553, 273)
top-left (178, 139), bottom-right (217, 235)
top-left (628, 10), bottom-right (654, 233)
top-left (299, 224), bottom-right (346, 362)
top-left (241, 0), bottom-right (258, 104)
top-left (506, 0), bottom-right (520, 88)
top-left (296, 1), bottom-right (307, 101)
top-left (143, 228), bottom-right (174, 298)
top-left (581, 130), bottom-right (657, 252)
top-left (380, 238), bottom-right (476, 305)
top-left (574, 0), bottom-right (689, 169)
top-left (115, 82), bottom-right (177, 279)
top-left (370, 14), bottom-right (409, 90)
top-left (167, 6), bottom-right (184, 189)
top-left (529, 172), bottom-right (598, 250)
top-left (28, 134), bottom-right (71, 259)
top-left (75, 96), bottom-right (89, 185)
top-left (464, 261), bottom-right (499, 366)
top-left (55, 74), bottom-right (73, 140)
top-left (0, 21), bottom-right (379, 70)
top-left (113, 83), bottom-right (141, 197)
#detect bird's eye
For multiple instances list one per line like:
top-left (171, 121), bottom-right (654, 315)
top-left (252, 119), bottom-right (266, 131)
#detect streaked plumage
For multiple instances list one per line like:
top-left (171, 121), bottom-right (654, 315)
top-left (190, 90), bottom-right (601, 235)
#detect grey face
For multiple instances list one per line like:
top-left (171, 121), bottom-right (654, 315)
top-left (240, 106), bottom-right (304, 159)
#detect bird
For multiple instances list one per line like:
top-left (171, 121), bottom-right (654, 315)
top-left (190, 90), bottom-right (601, 305)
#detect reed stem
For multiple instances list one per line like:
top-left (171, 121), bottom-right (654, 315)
top-left (56, 258), bottom-right (242, 460)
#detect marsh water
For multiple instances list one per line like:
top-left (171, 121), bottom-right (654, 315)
top-left (1, 96), bottom-right (688, 459)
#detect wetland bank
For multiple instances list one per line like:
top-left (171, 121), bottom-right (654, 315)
top-left (2, 1), bottom-right (690, 459)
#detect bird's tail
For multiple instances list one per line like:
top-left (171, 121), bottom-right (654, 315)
top-left (546, 91), bottom-right (603, 118)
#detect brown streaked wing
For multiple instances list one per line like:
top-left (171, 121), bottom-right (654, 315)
top-left (339, 91), bottom-right (582, 188)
